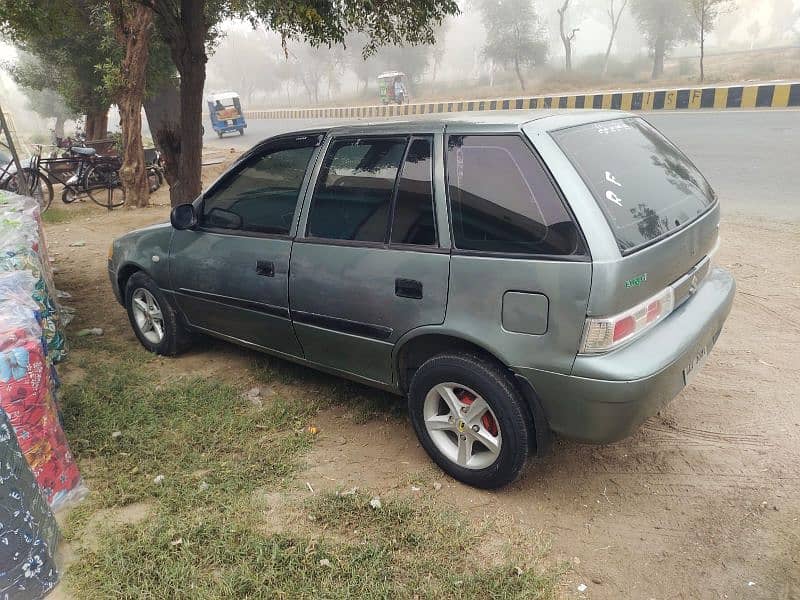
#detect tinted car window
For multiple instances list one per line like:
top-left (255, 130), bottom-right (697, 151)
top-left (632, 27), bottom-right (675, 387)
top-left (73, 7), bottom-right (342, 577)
top-left (307, 137), bottom-right (407, 242)
top-left (551, 117), bottom-right (715, 253)
top-left (391, 137), bottom-right (436, 246)
top-left (202, 145), bottom-right (315, 234)
top-left (446, 135), bottom-right (583, 255)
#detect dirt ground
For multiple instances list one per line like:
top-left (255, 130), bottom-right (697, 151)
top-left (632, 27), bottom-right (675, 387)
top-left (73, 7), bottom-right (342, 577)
top-left (44, 152), bottom-right (800, 599)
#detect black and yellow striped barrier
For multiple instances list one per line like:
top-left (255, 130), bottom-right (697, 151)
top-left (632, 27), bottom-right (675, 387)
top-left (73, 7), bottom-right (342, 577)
top-left (244, 82), bottom-right (800, 120)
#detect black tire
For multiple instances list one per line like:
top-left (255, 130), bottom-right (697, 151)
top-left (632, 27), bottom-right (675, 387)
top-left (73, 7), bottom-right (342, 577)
top-left (124, 272), bottom-right (191, 356)
top-left (238, 128), bottom-right (244, 136)
top-left (84, 162), bottom-right (125, 209)
top-left (25, 169), bottom-right (54, 212)
top-left (6, 169), bottom-right (53, 212)
top-left (408, 353), bottom-right (532, 489)
top-left (217, 131), bottom-right (223, 138)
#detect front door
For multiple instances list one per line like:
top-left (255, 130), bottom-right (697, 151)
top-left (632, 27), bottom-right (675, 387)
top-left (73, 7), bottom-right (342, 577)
top-left (169, 135), bottom-right (320, 357)
top-left (290, 135), bottom-right (450, 384)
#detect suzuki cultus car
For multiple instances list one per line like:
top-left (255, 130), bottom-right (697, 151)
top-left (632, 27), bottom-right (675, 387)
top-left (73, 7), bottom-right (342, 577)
top-left (109, 112), bottom-right (735, 488)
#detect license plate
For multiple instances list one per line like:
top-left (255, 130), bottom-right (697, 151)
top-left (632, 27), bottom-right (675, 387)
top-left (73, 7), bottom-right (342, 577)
top-left (226, 119), bottom-right (233, 125)
top-left (683, 345), bottom-right (709, 385)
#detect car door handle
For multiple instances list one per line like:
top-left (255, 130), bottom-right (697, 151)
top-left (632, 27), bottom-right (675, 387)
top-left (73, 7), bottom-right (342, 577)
top-left (256, 260), bottom-right (275, 277)
top-left (395, 278), bottom-right (423, 299)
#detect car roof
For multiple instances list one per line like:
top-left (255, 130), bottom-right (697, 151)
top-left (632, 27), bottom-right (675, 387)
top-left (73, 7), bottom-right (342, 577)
top-left (270, 110), bottom-right (634, 140)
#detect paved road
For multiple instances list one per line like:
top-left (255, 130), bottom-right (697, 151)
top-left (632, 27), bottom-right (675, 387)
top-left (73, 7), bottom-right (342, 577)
top-left (204, 109), bottom-right (800, 220)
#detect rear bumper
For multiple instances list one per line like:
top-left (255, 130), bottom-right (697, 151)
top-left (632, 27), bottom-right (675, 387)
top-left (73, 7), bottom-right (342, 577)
top-left (514, 266), bottom-right (736, 443)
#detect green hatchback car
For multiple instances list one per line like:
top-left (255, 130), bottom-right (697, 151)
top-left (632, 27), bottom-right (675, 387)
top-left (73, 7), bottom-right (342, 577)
top-left (109, 111), bottom-right (735, 488)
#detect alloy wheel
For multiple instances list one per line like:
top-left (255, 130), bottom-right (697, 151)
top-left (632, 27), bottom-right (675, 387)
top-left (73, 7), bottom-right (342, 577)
top-left (131, 288), bottom-right (165, 345)
top-left (423, 382), bottom-right (502, 470)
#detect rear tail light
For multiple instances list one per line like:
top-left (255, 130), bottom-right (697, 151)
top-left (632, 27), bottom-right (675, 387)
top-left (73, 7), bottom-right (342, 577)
top-left (580, 287), bottom-right (675, 353)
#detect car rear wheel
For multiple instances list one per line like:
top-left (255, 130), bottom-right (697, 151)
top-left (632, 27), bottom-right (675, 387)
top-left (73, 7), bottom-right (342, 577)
top-left (125, 272), bottom-right (191, 355)
top-left (408, 353), bottom-right (531, 489)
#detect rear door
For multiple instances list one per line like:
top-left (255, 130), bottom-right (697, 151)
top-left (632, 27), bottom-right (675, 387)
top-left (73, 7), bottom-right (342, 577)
top-left (290, 134), bottom-right (449, 385)
top-left (169, 135), bottom-right (321, 357)
top-left (442, 132), bottom-right (592, 375)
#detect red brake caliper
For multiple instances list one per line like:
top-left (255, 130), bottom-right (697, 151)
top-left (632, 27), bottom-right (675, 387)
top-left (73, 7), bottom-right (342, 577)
top-left (454, 389), bottom-right (498, 437)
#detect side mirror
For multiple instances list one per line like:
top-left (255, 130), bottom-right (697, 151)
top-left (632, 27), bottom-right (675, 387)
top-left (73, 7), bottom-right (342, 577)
top-left (170, 203), bottom-right (197, 230)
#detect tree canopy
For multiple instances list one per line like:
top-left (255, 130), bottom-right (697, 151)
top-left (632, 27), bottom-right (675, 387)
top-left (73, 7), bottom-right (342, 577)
top-left (3, 0), bottom-right (460, 205)
top-left (630, 0), bottom-right (692, 79)
top-left (4, 52), bottom-right (78, 137)
top-left (0, 2), bottom-right (114, 130)
top-left (688, 0), bottom-right (734, 81)
top-left (479, 0), bottom-right (548, 91)
top-left (142, 0), bottom-right (460, 204)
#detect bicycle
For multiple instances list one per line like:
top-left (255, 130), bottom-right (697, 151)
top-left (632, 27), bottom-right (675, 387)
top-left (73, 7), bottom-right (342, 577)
top-left (0, 144), bottom-right (54, 212)
top-left (38, 145), bottom-right (125, 209)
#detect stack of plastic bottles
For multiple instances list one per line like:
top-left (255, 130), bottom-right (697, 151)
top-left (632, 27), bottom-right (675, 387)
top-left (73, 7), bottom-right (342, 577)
top-left (0, 190), bottom-right (85, 511)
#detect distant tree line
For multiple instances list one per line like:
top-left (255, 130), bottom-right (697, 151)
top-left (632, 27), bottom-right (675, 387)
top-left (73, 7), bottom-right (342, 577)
top-left (477, 0), bottom-right (736, 88)
top-left (210, 0), bottom-right (745, 104)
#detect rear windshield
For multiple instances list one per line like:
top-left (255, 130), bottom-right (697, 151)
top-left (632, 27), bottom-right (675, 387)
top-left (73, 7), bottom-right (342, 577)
top-left (551, 117), bottom-right (715, 253)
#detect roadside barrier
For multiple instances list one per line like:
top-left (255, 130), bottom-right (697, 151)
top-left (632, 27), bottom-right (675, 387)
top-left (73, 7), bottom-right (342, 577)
top-left (244, 81), bottom-right (800, 119)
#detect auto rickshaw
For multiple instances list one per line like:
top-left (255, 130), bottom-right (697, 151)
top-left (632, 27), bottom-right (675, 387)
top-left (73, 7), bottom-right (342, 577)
top-left (377, 71), bottom-right (409, 105)
top-left (207, 92), bottom-right (247, 137)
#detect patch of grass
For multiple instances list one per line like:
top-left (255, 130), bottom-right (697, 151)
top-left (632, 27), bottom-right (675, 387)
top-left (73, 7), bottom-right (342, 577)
top-left (62, 339), bottom-right (557, 598)
top-left (42, 205), bottom-right (93, 224)
top-left (69, 492), bottom-right (556, 599)
top-left (61, 342), bottom-right (315, 509)
top-left (305, 491), bottom-right (558, 598)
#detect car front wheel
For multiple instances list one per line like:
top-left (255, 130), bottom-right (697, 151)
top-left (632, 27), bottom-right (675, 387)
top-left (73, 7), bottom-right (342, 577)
top-left (125, 272), bottom-right (191, 355)
top-left (408, 353), bottom-right (532, 489)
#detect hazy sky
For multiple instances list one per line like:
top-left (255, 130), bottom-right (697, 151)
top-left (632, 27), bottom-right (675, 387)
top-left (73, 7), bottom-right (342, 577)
top-left (205, 0), bottom-right (793, 88)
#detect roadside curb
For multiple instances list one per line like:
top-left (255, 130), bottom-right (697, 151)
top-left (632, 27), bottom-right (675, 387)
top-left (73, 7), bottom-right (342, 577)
top-left (243, 82), bottom-right (800, 119)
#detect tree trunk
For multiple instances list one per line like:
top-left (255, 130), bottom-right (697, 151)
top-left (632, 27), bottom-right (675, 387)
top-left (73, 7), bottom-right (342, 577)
top-left (558, 0), bottom-right (573, 72)
top-left (602, 0), bottom-right (627, 77)
top-left (699, 17), bottom-right (705, 82)
top-left (513, 55), bottom-right (525, 91)
top-left (163, 0), bottom-right (207, 206)
top-left (95, 112), bottom-right (108, 139)
top-left (651, 35), bottom-right (666, 79)
top-left (602, 34), bottom-right (614, 76)
top-left (54, 115), bottom-right (65, 139)
top-left (112, 2), bottom-right (155, 209)
top-left (96, 113), bottom-right (108, 139)
top-left (176, 59), bottom-right (205, 205)
top-left (85, 109), bottom-right (108, 141)
top-left (144, 77), bottom-right (181, 202)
